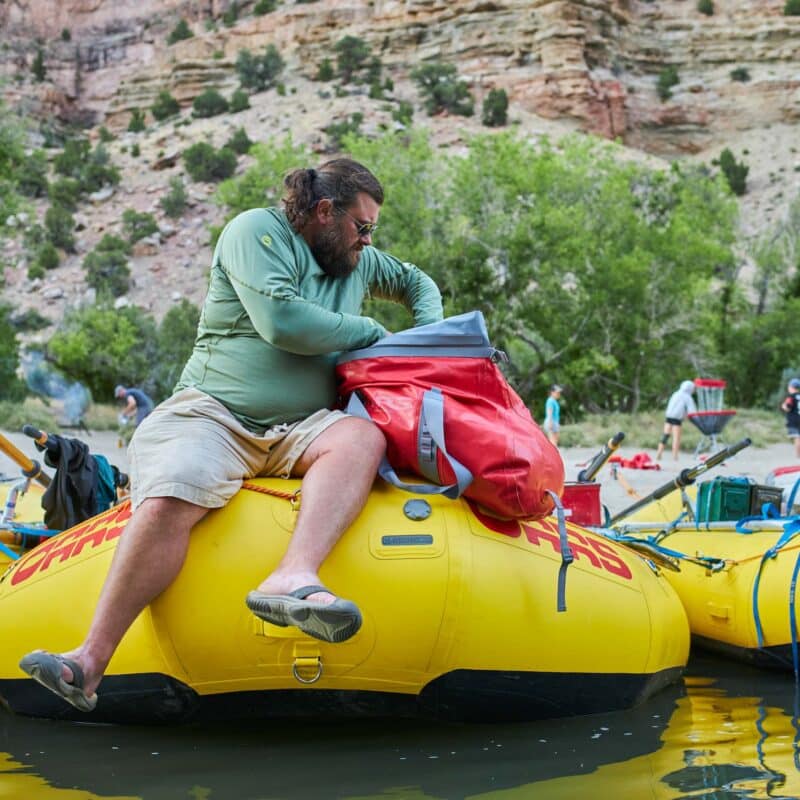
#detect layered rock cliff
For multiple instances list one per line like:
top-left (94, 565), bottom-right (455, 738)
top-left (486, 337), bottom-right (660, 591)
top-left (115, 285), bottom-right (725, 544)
top-left (1, 0), bottom-right (799, 332)
top-left (2, 0), bottom-right (799, 154)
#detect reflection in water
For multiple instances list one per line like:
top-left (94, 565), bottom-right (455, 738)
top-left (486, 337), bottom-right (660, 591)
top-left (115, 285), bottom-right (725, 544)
top-left (0, 654), bottom-right (798, 800)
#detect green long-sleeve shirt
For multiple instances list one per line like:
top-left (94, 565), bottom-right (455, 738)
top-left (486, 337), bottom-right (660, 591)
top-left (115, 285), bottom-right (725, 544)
top-left (176, 207), bottom-right (443, 431)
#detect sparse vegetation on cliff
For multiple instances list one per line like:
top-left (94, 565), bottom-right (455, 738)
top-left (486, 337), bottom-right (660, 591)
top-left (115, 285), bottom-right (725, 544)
top-left (657, 66), bottom-right (679, 101)
top-left (183, 142), bottom-right (237, 182)
top-left (717, 148), bottom-right (749, 195)
top-left (235, 46), bottom-right (285, 92)
top-left (167, 19), bottom-right (193, 45)
top-left (411, 62), bottom-right (474, 116)
top-left (482, 89), bottom-right (508, 127)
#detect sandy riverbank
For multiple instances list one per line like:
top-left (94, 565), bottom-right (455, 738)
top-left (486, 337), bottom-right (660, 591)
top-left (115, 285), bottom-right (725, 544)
top-left (2, 428), bottom-right (796, 517)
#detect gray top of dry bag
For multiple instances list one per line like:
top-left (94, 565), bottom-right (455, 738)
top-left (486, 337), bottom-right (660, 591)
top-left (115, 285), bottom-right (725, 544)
top-left (337, 310), bottom-right (501, 363)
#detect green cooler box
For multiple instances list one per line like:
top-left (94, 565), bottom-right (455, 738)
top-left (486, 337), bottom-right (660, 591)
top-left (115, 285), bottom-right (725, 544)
top-left (696, 477), bottom-right (752, 523)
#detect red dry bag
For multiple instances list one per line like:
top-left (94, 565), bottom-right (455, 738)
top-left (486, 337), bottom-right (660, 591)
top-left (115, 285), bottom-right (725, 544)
top-left (335, 311), bottom-right (564, 519)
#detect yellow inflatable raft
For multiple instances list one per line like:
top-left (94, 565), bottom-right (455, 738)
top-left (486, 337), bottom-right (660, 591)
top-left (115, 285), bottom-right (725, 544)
top-left (611, 484), bottom-right (800, 671)
top-left (0, 479), bottom-right (689, 724)
top-left (0, 479), bottom-right (47, 569)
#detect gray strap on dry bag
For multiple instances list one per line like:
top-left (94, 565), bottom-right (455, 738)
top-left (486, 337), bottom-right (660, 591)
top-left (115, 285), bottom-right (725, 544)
top-left (346, 389), bottom-right (473, 499)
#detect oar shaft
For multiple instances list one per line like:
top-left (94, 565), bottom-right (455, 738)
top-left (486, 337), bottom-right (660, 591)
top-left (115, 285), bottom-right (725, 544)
top-left (0, 433), bottom-right (51, 488)
top-left (577, 432), bottom-right (625, 483)
top-left (609, 437), bottom-right (752, 525)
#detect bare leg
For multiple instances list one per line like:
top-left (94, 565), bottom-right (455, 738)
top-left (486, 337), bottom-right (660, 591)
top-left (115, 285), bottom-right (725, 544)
top-left (656, 422), bottom-right (671, 461)
top-left (255, 417), bottom-right (385, 604)
top-left (794, 437), bottom-right (800, 458)
top-left (672, 425), bottom-right (682, 460)
top-left (53, 497), bottom-right (208, 696)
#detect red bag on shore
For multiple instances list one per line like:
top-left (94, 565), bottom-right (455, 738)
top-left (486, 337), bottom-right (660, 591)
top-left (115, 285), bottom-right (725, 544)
top-left (335, 311), bottom-right (564, 519)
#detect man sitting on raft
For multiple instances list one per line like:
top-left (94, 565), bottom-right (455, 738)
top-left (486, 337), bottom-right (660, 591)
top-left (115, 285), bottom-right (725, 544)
top-left (19, 158), bottom-right (442, 712)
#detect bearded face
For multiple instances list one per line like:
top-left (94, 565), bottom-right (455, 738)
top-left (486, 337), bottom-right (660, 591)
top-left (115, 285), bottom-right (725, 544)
top-left (308, 214), bottom-right (363, 278)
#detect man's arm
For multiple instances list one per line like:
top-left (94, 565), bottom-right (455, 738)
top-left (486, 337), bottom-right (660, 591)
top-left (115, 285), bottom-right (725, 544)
top-left (360, 248), bottom-right (443, 326)
top-left (220, 211), bottom-right (389, 355)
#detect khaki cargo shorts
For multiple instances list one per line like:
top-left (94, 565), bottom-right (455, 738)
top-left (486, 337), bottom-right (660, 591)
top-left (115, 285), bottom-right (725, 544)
top-left (127, 388), bottom-right (347, 511)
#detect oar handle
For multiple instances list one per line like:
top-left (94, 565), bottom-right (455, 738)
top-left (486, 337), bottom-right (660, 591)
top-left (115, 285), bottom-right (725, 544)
top-left (22, 424), bottom-right (54, 453)
top-left (0, 432), bottom-right (51, 489)
top-left (577, 431), bottom-right (625, 483)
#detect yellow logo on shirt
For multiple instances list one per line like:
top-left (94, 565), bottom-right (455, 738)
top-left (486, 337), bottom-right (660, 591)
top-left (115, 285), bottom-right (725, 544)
top-left (261, 234), bottom-right (272, 247)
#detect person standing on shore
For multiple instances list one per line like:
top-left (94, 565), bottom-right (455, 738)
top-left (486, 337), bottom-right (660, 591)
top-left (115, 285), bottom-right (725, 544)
top-left (543, 384), bottom-right (562, 446)
top-left (656, 380), bottom-right (696, 462)
top-left (781, 378), bottom-right (800, 458)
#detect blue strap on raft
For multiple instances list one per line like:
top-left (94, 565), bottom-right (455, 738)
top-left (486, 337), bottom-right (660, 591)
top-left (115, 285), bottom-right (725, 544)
top-left (0, 522), bottom-right (61, 561)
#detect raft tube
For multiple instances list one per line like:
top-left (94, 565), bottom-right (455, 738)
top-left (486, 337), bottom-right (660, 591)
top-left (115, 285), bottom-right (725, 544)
top-left (0, 479), bottom-right (689, 723)
top-left (612, 489), bottom-right (800, 670)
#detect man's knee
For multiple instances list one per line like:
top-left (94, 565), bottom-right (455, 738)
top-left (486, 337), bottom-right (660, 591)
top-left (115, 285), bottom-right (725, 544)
top-left (345, 417), bottom-right (386, 459)
top-left (135, 496), bottom-right (208, 525)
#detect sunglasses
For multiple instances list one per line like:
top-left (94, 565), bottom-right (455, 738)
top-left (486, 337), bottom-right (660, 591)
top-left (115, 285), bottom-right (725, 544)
top-left (338, 206), bottom-right (379, 239)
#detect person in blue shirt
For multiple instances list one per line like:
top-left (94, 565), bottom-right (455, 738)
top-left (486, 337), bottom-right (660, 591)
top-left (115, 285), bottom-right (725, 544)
top-left (114, 385), bottom-right (154, 428)
top-left (543, 384), bottom-right (562, 446)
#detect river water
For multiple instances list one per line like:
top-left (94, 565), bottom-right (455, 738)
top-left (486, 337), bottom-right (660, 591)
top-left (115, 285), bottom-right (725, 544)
top-left (1, 652), bottom-right (798, 799)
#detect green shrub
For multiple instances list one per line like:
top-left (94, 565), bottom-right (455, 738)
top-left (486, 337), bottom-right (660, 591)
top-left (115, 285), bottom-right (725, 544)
top-left (16, 150), bottom-right (49, 198)
top-left (325, 113), bottom-right (363, 148)
top-left (53, 138), bottom-right (119, 195)
top-left (98, 127), bottom-right (115, 143)
top-left (0, 305), bottom-right (27, 401)
top-left (128, 108), bottom-right (146, 132)
top-left (32, 47), bottom-right (46, 82)
top-left (47, 178), bottom-right (80, 210)
top-left (225, 127), bottom-right (253, 155)
top-left (229, 88), bottom-right (250, 112)
top-left (368, 81), bottom-right (384, 100)
top-left (482, 88), bottom-right (508, 127)
top-left (122, 209), bottom-right (159, 243)
top-left (167, 18), bottom-right (193, 45)
top-left (131, 143), bottom-right (140, 158)
top-left (54, 138), bottom-right (91, 179)
top-left (160, 177), bottom-right (187, 218)
top-left (392, 100), bottom-right (414, 126)
top-left (34, 241), bottom-right (60, 270)
top-left (315, 58), bottom-right (334, 81)
top-left (44, 204), bottom-right (75, 251)
top-left (334, 35), bottom-right (370, 83)
top-left (730, 66), bottom-right (751, 82)
top-left (49, 305), bottom-right (158, 399)
top-left (697, 0), bottom-right (714, 14)
top-left (235, 45), bottom-right (284, 92)
top-left (223, 1), bottom-right (239, 27)
top-left (61, 28), bottom-right (71, 42)
top-left (83, 241), bottom-right (131, 297)
top-left (254, 0), bottom-right (277, 13)
top-left (27, 263), bottom-right (45, 280)
top-left (183, 142), bottom-right (237, 182)
top-left (95, 233), bottom-right (132, 255)
top-left (785, 0), bottom-right (800, 14)
top-left (152, 299), bottom-right (200, 398)
top-left (81, 144), bottom-right (120, 192)
top-left (657, 66), bottom-right (680, 101)
top-left (411, 62), bottom-right (474, 116)
top-left (718, 147), bottom-right (749, 195)
top-left (11, 308), bottom-right (50, 332)
top-left (192, 88), bottom-right (229, 118)
top-left (151, 90), bottom-right (181, 121)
